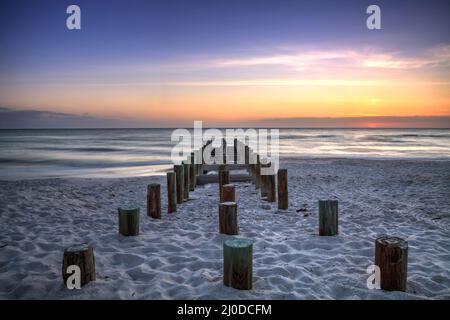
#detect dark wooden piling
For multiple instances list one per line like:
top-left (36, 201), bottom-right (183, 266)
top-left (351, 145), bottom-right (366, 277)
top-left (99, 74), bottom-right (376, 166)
top-left (375, 236), bottom-right (408, 291)
top-left (189, 152), bottom-right (196, 191)
top-left (118, 207), bottom-right (140, 236)
top-left (147, 183), bottom-right (161, 219)
top-left (318, 200), bottom-right (338, 236)
top-left (255, 154), bottom-right (261, 189)
top-left (266, 174), bottom-right (276, 202)
top-left (62, 244), bottom-right (96, 288)
top-left (223, 238), bottom-right (252, 290)
top-left (222, 184), bottom-right (236, 202)
top-left (219, 167), bottom-right (230, 201)
top-left (219, 202), bottom-right (238, 235)
top-left (174, 165), bottom-right (184, 204)
top-left (166, 172), bottom-right (177, 213)
top-left (183, 162), bottom-right (190, 201)
top-left (277, 169), bottom-right (288, 210)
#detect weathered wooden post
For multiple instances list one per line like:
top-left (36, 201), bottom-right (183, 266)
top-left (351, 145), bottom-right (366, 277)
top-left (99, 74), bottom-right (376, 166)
top-left (62, 244), bottom-right (95, 287)
top-left (166, 172), bottom-right (177, 213)
top-left (233, 138), bottom-right (238, 164)
top-left (375, 236), bottom-right (408, 291)
top-left (245, 145), bottom-right (249, 166)
top-left (277, 169), bottom-right (288, 210)
top-left (189, 152), bottom-right (196, 191)
top-left (255, 154), bottom-right (261, 189)
top-left (118, 207), bottom-right (140, 236)
top-left (194, 150), bottom-right (201, 176)
top-left (219, 167), bottom-right (230, 201)
top-left (318, 200), bottom-right (338, 236)
top-left (219, 202), bottom-right (238, 235)
top-left (222, 184), bottom-right (236, 202)
top-left (183, 162), bottom-right (190, 201)
top-left (222, 138), bottom-right (227, 164)
top-left (147, 183), bottom-right (161, 219)
top-left (174, 165), bottom-right (184, 204)
top-left (266, 174), bottom-right (276, 202)
top-left (223, 238), bottom-right (253, 290)
top-left (260, 162), bottom-right (270, 198)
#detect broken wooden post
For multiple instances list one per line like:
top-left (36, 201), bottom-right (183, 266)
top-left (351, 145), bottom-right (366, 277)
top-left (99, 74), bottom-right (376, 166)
top-left (277, 169), bottom-right (288, 210)
top-left (223, 238), bottom-right (252, 290)
top-left (62, 244), bottom-right (95, 288)
top-left (174, 165), bottom-right (184, 204)
top-left (219, 167), bottom-right (230, 201)
top-left (222, 184), bottom-right (236, 202)
top-left (118, 207), bottom-right (140, 236)
top-left (183, 162), bottom-right (190, 201)
top-left (147, 183), bottom-right (161, 219)
top-left (189, 153), bottom-right (196, 191)
top-left (375, 236), bottom-right (408, 291)
top-left (219, 202), bottom-right (238, 235)
top-left (318, 200), bottom-right (338, 236)
top-left (166, 172), bottom-right (177, 213)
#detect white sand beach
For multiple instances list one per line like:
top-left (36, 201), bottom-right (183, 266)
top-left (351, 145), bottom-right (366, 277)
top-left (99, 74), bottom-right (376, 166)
top-left (0, 158), bottom-right (449, 299)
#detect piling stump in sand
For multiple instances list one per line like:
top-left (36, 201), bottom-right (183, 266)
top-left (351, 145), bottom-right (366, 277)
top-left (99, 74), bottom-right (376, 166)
top-left (189, 152), bottom-right (196, 191)
top-left (219, 168), bottom-right (230, 201)
top-left (277, 169), bottom-right (288, 210)
top-left (62, 244), bottom-right (96, 287)
top-left (147, 183), bottom-right (161, 219)
top-left (166, 172), bottom-right (177, 213)
top-left (375, 236), bottom-right (408, 291)
top-left (223, 238), bottom-right (253, 290)
top-left (266, 174), bottom-right (276, 202)
top-left (219, 202), bottom-right (238, 235)
top-left (222, 184), bottom-right (236, 202)
top-left (318, 200), bottom-right (338, 236)
top-left (254, 155), bottom-right (261, 189)
top-left (183, 163), bottom-right (190, 201)
top-left (118, 207), bottom-right (140, 236)
top-left (174, 165), bottom-right (184, 204)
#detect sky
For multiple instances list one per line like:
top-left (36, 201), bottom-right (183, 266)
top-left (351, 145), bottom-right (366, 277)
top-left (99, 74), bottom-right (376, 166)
top-left (0, 0), bottom-right (449, 128)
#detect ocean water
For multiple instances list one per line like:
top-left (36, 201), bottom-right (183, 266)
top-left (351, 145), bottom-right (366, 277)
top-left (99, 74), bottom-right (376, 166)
top-left (0, 128), bottom-right (449, 179)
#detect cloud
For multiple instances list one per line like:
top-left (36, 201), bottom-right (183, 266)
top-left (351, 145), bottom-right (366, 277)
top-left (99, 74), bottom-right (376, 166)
top-left (247, 116), bottom-right (450, 128)
top-left (0, 107), bottom-right (148, 129)
top-left (212, 45), bottom-right (450, 71)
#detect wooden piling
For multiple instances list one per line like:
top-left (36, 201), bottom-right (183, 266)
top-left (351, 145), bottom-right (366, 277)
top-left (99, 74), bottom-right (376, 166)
top-left (318, 200), bottom-right (338, 236)
top-left (255, 155), bottom-right (261, 189)
top-left (118, 207), bottom-right (140, 236)
top-left (260, 162), bottom-right (270, 198)
top-left (183, 162), bottom-right (190, 201)
top-left (174, 165), bottom-right (184, 204)
top-left (219, 202), bottom-right (238, 235)
top-left (189, 152), bottom-right (196, 191)
top-left (62, 244), bottom-right (95, 288)
top-left (375, 236), bottom-right (408, 291)
top-left (219, 168), bottom-right (230, 201)
top-left (233, 138), bottom-right (238, 164)
top-left (222, 184), bottom-right (236, 202)
top-left (222, 138), bottom-right (227, 164)
top-left (166, 172), bottom-right (177, 213)
top-left (266, 174), bottom-right (276, 202)
top-left (223, 238), bottom-right (252, 290)
top-left (277, 169), bottom-right (288, 210)
top-left (147, 183), bottom-right (161, 219)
